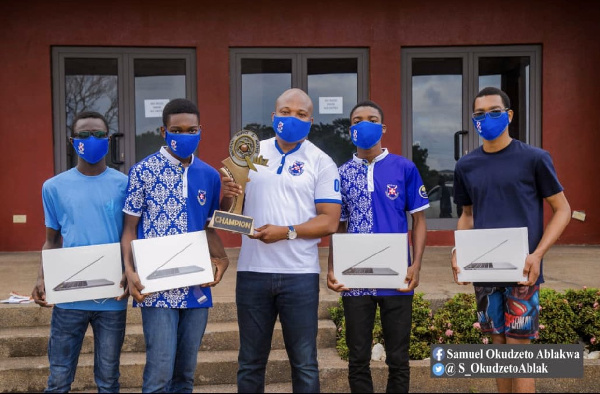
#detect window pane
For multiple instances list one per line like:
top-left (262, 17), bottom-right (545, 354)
top-left (307, 58), bottom-right (357, 166)
top-left (478, 56), bottom-right (531, 143)
top-left (412, 58), bottom-right (462, 219)
top-left (241, 59), bottom-right (292, 140)
top-left (64, 58), bottom-right (118, 169)
top-left (134, 59), bottom-right (187, 161)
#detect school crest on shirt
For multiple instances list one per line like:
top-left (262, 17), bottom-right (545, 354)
top-left (419, 185), bottom-right (428, 199)
top-left (77, 142), bottom-right (85, 154)
top-left (288, 161), bottom-right (305, 176)
top-left (386, 184), bottom-right (399, 200)
top-left (197, 190), bottom-right (207, 205)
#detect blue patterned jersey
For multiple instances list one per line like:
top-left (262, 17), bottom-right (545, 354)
top-left (123, 147), bottom-right (221, 308)
top-left (339, 149), bottom-right (429, 297)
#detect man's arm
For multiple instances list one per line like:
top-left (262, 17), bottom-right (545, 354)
top-left (519, 191), bottom-right (571, 286)
top-left (32, 228), bottom-right (62, 307)
top-left (252, 202), bottom-right (341, 243)
top-left (398, 210), bottom-right (427, 292)
top-left (201, 226), bottom-right (230, 287)
top-left (451, 205), bottom-right (474, 285)
top-left (219, 176), bottom-right (242, 211)
top-left (327, 221), bottom-right (350, 292)
top-left (121, 213), bottom-right (146, 302)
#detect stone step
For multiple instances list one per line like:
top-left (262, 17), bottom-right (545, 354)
top-left (0, 299), bottom-right (338, 328)
top-left (3, 347), bottom-right (597, 393)
top-left (0, 320), bottom-right (336, 358)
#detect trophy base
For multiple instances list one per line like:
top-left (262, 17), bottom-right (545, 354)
top-left (208, 210), bottom-right (255, 235)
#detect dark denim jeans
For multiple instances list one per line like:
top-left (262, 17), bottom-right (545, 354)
top-left (236, 271), bottom-right (320, 393)
top-left (140, 307), bottom-right (208, 393)
top-left (45, 307), bottom-right (127, 393)
top-left (343, 295), bottom-right (413, 393)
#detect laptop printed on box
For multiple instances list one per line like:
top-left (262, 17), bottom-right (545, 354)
top-left (53, 255), bottom-right (115, 291)
top-left (146, 243), bottom-right (204, 280)
top-left (42, 242), bottom-right (123, 304)
top-left (333, 233), bottom-right (408, 289)
top-left (455, 227), bottom-right (528, 282)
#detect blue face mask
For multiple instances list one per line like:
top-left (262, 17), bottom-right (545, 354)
top-left (165, 131), bottom-right (201, 158)
top-left (72, 136), bottom-right (109, 164)
top-left (272, 116), bottom-right (311, 143)
top-left (350, 121), bottom-right (383, 149)
top-left (472, 112), bottom-right (509, 141)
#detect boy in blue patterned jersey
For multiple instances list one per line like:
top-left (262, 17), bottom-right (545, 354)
top-left (32, 111), bottom-right (129, 393)
top-left (451, 87), bottom-right (571, 393)
top-left (327, 100), bottom-right (429, 393)
top-left (121, 98), bottom-right (229, 393)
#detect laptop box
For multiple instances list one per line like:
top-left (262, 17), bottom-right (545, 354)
top-left (43, 242), bottom-right (123, 304)
top-left (455, 227), bottom-right (529, 283)
top-left (131, 231), bottom-right (214, 294)
top-left (332, 233), bottom-right (409, 289)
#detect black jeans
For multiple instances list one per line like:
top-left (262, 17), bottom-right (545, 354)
top-left (343, 295), bottom-right (413, 393)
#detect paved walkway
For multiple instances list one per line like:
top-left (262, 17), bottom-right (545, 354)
top-left (1, 245), bottom-right (598, 304)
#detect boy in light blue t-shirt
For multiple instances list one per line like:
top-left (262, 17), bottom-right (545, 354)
top-left (32, 111), bottom-right (129, 393)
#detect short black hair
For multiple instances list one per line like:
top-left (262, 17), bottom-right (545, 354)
top-left (474, 87), bottom-right (511, 110)
top-left (162, 98), bottom-right (200, 127)
top-left (71, 111), bottom-right (109, 135)
top-left (349, 100), bottom-right (384, 123)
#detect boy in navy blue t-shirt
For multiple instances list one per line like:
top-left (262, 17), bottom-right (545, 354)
top-left (451, 87), bottom-right (571, 393)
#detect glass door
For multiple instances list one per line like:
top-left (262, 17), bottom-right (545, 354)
top-left (402, 46), bottom-right (541, 229)
top-left (231, 48), bottom-right (368, 167)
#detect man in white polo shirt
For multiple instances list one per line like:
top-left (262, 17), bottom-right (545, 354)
top-left (222, 88), bottom-right (342, 393)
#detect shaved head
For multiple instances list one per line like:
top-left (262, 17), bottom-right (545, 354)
top-left (275, 88), bottom-right (313, 116)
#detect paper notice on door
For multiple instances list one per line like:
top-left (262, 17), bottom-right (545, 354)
top-left (145, 99), bottom-right (170, 118)
top-left (319, 97), bottom-right (343, 114)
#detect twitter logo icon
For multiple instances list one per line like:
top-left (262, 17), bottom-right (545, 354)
top-left (432, 363), bottom-right (445, 377)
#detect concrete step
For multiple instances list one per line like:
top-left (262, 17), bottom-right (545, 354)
top-left (0, 320), bottom-right (337, 358)
top-left (0, 299), bottom-right (338, 328)
top-left (3, 348), bottom-right (598, 393)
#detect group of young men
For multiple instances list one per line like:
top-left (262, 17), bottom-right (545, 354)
top-left (32, 86), bottom-right (570, 393)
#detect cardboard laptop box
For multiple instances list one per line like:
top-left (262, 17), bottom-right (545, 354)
top-left (132, 231), bottom-right (214, 294)
top-left (455, 227), bottom-right (529, 283)
top-left (333, 233), bottom-right (408, 289)
top-left (43, 242), bottom-right (123, 304)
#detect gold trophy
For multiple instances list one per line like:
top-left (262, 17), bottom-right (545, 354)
top-left (208, 130), bottom-right (268, 235)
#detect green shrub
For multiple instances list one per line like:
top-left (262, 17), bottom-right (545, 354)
top-left (430, 293), bottom-right (491, 345)
top-left (564, 287), bottom-right (600, 350)
top-left (534, 288), bottom-right (579, 345)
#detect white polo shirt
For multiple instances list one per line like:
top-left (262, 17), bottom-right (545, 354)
top-left (238, 137), bottom-right (342, 274)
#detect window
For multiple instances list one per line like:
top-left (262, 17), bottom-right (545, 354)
top-left (401, 45), bottom-right (541, 229)
top-left (52, 47), bottom-right (196, 174)
top-left (230, 48), bottom-right (369, 166)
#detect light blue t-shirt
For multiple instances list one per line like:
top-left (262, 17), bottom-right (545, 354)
top-left (42, 167), bottom-right (128, 311)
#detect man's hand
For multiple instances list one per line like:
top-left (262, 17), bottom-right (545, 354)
top-left (327, 270), bottom-right (349, 292)
top-left (518, 254), bottom-right (541, 286)
top-left (202, 257), bottom-right (230, 287)
top-left (451, 249), bottom-right (470, 285)
top-left (32, 277), bottom-right (52, 307)
top-left (221, 176), bottom-right (243, 198)
top-left (116, 273), bottom-right (129, 301)
top-left (125, 270), bottom-right (146, 303)
top-left (397, 265), bottom-right (420, 292)
top-left (250, 224), bottom-right (287, 244)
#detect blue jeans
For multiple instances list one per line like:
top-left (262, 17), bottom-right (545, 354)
top-left (343, 295), bottom-right (413, 393)
top-left (46, 307), bottom-right (126, 393)
top-left (236, 271), bottom-right (320, 393)
top-left (140, 307), bottom-right (209, 393)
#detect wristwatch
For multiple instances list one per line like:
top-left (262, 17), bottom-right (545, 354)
top-left (287, 225), bottom-right (297, 240)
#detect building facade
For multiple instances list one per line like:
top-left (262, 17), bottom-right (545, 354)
top-left (1, 0), bottom-right (598, 251)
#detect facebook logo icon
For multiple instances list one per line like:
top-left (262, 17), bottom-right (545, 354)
top-left (433, 347), bottom-right (445, 361)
